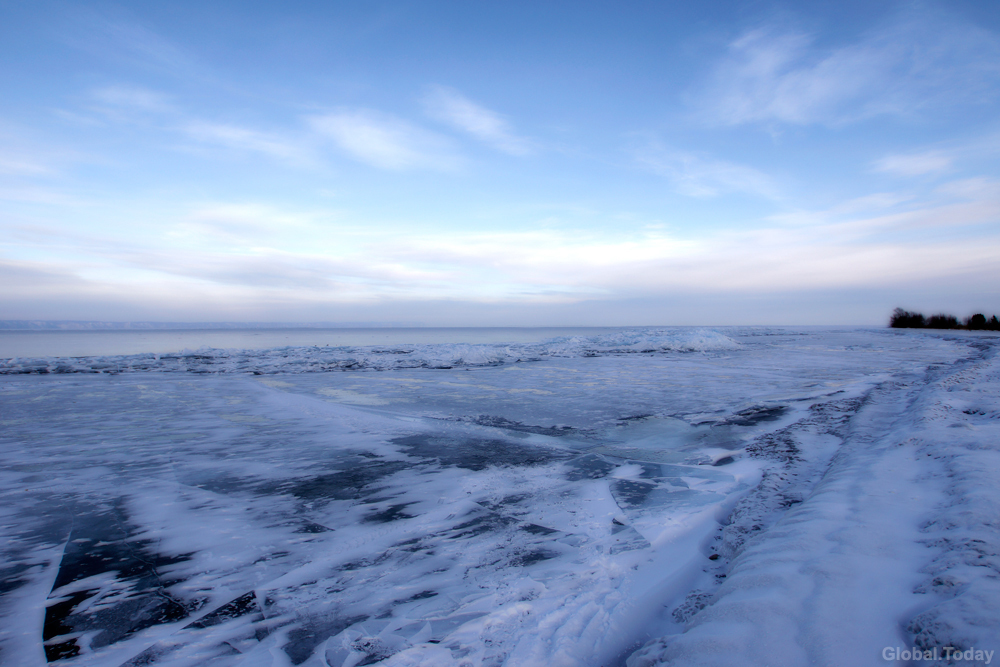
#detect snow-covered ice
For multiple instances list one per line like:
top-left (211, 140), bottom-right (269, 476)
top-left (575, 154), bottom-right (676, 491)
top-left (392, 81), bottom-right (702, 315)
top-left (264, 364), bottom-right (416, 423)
top-left (1, 327), bottom-right (998, 666)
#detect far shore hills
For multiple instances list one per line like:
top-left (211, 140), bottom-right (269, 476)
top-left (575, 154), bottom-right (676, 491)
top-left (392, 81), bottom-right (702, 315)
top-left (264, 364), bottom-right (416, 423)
top-left (0, 321), bottom-right (424, 331)
top-left (890, 308), bottom-right (1000, 330)
top-left (2, 314), bottom-right (999, 331)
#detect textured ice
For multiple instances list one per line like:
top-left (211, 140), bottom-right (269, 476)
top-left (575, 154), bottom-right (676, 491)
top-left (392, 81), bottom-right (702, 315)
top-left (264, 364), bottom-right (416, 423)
top-left (2, 328), bottom-right (998, 666)
top-left (0, 328), bottom-right (740, 375)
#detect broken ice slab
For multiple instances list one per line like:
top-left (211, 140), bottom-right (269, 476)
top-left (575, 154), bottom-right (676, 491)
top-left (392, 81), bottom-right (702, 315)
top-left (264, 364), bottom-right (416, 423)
top-left (391, 433), bottom-right (574, 470)
top-left (586, 445), bottom-right (700, 464)
top-left (563, 453), bottom-right (618, 481)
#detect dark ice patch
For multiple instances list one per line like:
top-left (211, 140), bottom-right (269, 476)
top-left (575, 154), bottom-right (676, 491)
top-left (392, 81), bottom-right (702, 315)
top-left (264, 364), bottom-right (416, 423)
top-left (564, 454), bottom-right (617, 481)
top-left (520, 523), bottom-right (558, 536)
top-left (609, 525), bottom-right (651, 554)
top-left (611, 479), bottom-right (657, 508)
top-left (43, 504), bottom-right (193, 661)
top-left (712, 456), bottom-right (735, 467)
top-left (616, 414), bottom-right (654, 425)
top-left (184, 473), bottom-right (260, 496)
top-left (511, 549), bottom-right (558, 567)
top-left (0, 562), bottom-right (33, 597)
top-left (446, 511), bottom-right (518, 540)
top-left (392, 435), bottom-right (571, 471)
top-left (185, 591), bottom-right (261, 629)
top-left (349, 635), bottom-right (396, 666)
top-left (282, 459), bottom-right (411, 501)
top-left (462, 415), bottom-right (577, 437)
top-left (393, 537), bottom-right (425, 553)
top-left (404, 590), bottom-right (439, 602)
top-left (295, 520), bottom-right (332, 534)
top-left (284, 615), bottom-right (368, 665)
top-left (721, 405), bottom-right (787, 426)
top-left (119, 644), bottom-right (185, 667)
top-left (363, 503), bottom-right (417, 523)
top-left (479, 493), bottom-right (531, 511)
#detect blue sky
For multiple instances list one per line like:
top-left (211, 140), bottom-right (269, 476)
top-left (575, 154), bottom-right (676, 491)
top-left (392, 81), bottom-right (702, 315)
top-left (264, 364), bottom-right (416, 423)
top-left (2, 0), bottom-right (1000, 325)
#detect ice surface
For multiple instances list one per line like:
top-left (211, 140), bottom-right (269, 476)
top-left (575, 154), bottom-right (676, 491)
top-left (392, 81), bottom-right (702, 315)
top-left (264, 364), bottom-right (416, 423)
top-left (1, 328), bottom-right (997, 666)
top-left (0, 328), bottom-right (740, 376)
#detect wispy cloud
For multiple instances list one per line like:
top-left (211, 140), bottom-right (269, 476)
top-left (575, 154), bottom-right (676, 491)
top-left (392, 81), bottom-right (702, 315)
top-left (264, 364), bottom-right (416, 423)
top-left (181, 121), bottom-right (316, 167)
top-left (934, 177), bottom-right (1000, 201)
top-left (873, 150), bottom-right (955, 176)
top-left (309, 109), bottom-right (460, 170)
top-left (0, 185), bottom-right (83, 206)
top-left (694, 12), bottom-right (1000, 127)
top-left (91, 85), bottom-right (175, 114)
top-left (827, 192), bottom-right (914, 216)
top-left (96, 243), bottom-right (450, 296)
top-left (872, 131), bottom-right (1000, 178)
top-left (0, 157), bottom-right (53, 177)
top-left (64, 9), bottom-right (199, 76)
top-left (74, 85), bottom-right (317, 167)
top-left (423, 86), bottom-right (531, 155)
top-left (0, 122), bottom-right (87, 179)
top-left (100, 19), bottom-right (194, 72)
top-left (188, 203), bottom-right (313, 229)
top-left (771, 177), bottom-right (1000, 233)
top-left (637, 144), bottom-right (778, 198)
top-left (168, 203), bottom-right (328, 244)
top-left (83, 85), bottom-right (177, 127)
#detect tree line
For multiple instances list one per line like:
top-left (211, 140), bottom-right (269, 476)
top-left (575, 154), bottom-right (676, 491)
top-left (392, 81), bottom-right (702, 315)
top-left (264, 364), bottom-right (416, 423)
top-left (890, 308), bottom-right (1000, 330)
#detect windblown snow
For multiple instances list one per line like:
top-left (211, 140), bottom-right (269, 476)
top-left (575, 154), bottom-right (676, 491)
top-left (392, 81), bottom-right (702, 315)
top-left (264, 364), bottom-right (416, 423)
top-left (1, 328), bottom-right (998, 667)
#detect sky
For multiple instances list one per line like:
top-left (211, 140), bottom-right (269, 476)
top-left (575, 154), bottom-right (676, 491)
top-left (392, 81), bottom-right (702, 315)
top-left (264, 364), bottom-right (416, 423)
top-left (2, 0), bottom-right (1000, 326)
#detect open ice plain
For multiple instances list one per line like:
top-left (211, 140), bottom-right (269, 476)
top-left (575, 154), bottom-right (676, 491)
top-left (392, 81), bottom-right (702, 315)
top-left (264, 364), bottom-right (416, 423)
top-left (1, 328), bottom-right (998, 667)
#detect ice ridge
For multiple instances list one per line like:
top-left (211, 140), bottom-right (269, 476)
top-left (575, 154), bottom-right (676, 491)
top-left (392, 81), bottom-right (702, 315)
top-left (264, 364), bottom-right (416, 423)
top-left (0, 328), bottom-right (740, 375)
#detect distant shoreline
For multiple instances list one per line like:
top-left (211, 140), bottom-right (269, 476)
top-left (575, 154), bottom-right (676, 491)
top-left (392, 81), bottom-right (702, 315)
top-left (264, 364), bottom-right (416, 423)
top-left (889, 308), bottom-right (1000, 331)
top-left (0, 320), bottom-right (426, 331)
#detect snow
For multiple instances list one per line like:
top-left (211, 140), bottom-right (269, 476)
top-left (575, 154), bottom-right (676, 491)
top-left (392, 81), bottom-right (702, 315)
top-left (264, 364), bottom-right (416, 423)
top-left (1, 327), bottom-right (998, 666)
top-left (628, 332), bottom-right (1000, 667)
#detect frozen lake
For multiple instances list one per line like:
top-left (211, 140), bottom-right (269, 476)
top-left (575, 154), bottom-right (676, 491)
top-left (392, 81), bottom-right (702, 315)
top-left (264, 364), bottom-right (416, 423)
top-left (2, 327), bottom-right (998, 666)
top-left (0, 327), bottom-right (622, 359)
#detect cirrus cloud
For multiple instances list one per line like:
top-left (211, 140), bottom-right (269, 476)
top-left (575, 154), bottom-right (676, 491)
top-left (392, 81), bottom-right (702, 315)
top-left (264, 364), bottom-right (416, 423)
top-left (309, 109), bottom-right (460, 171)
top-left (423, 86), bottom-right (532, 156)
top-left (694, 13), bottom-right (1000, 127)
top-left (636, 143), bottom-right (779, 199)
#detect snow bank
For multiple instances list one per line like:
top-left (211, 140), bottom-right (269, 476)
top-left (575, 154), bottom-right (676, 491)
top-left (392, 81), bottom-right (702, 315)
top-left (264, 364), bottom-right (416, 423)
top-left (0, 328), bottom-right (740, 375)
top-left (628, 337), bottom-right (1000, 666)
